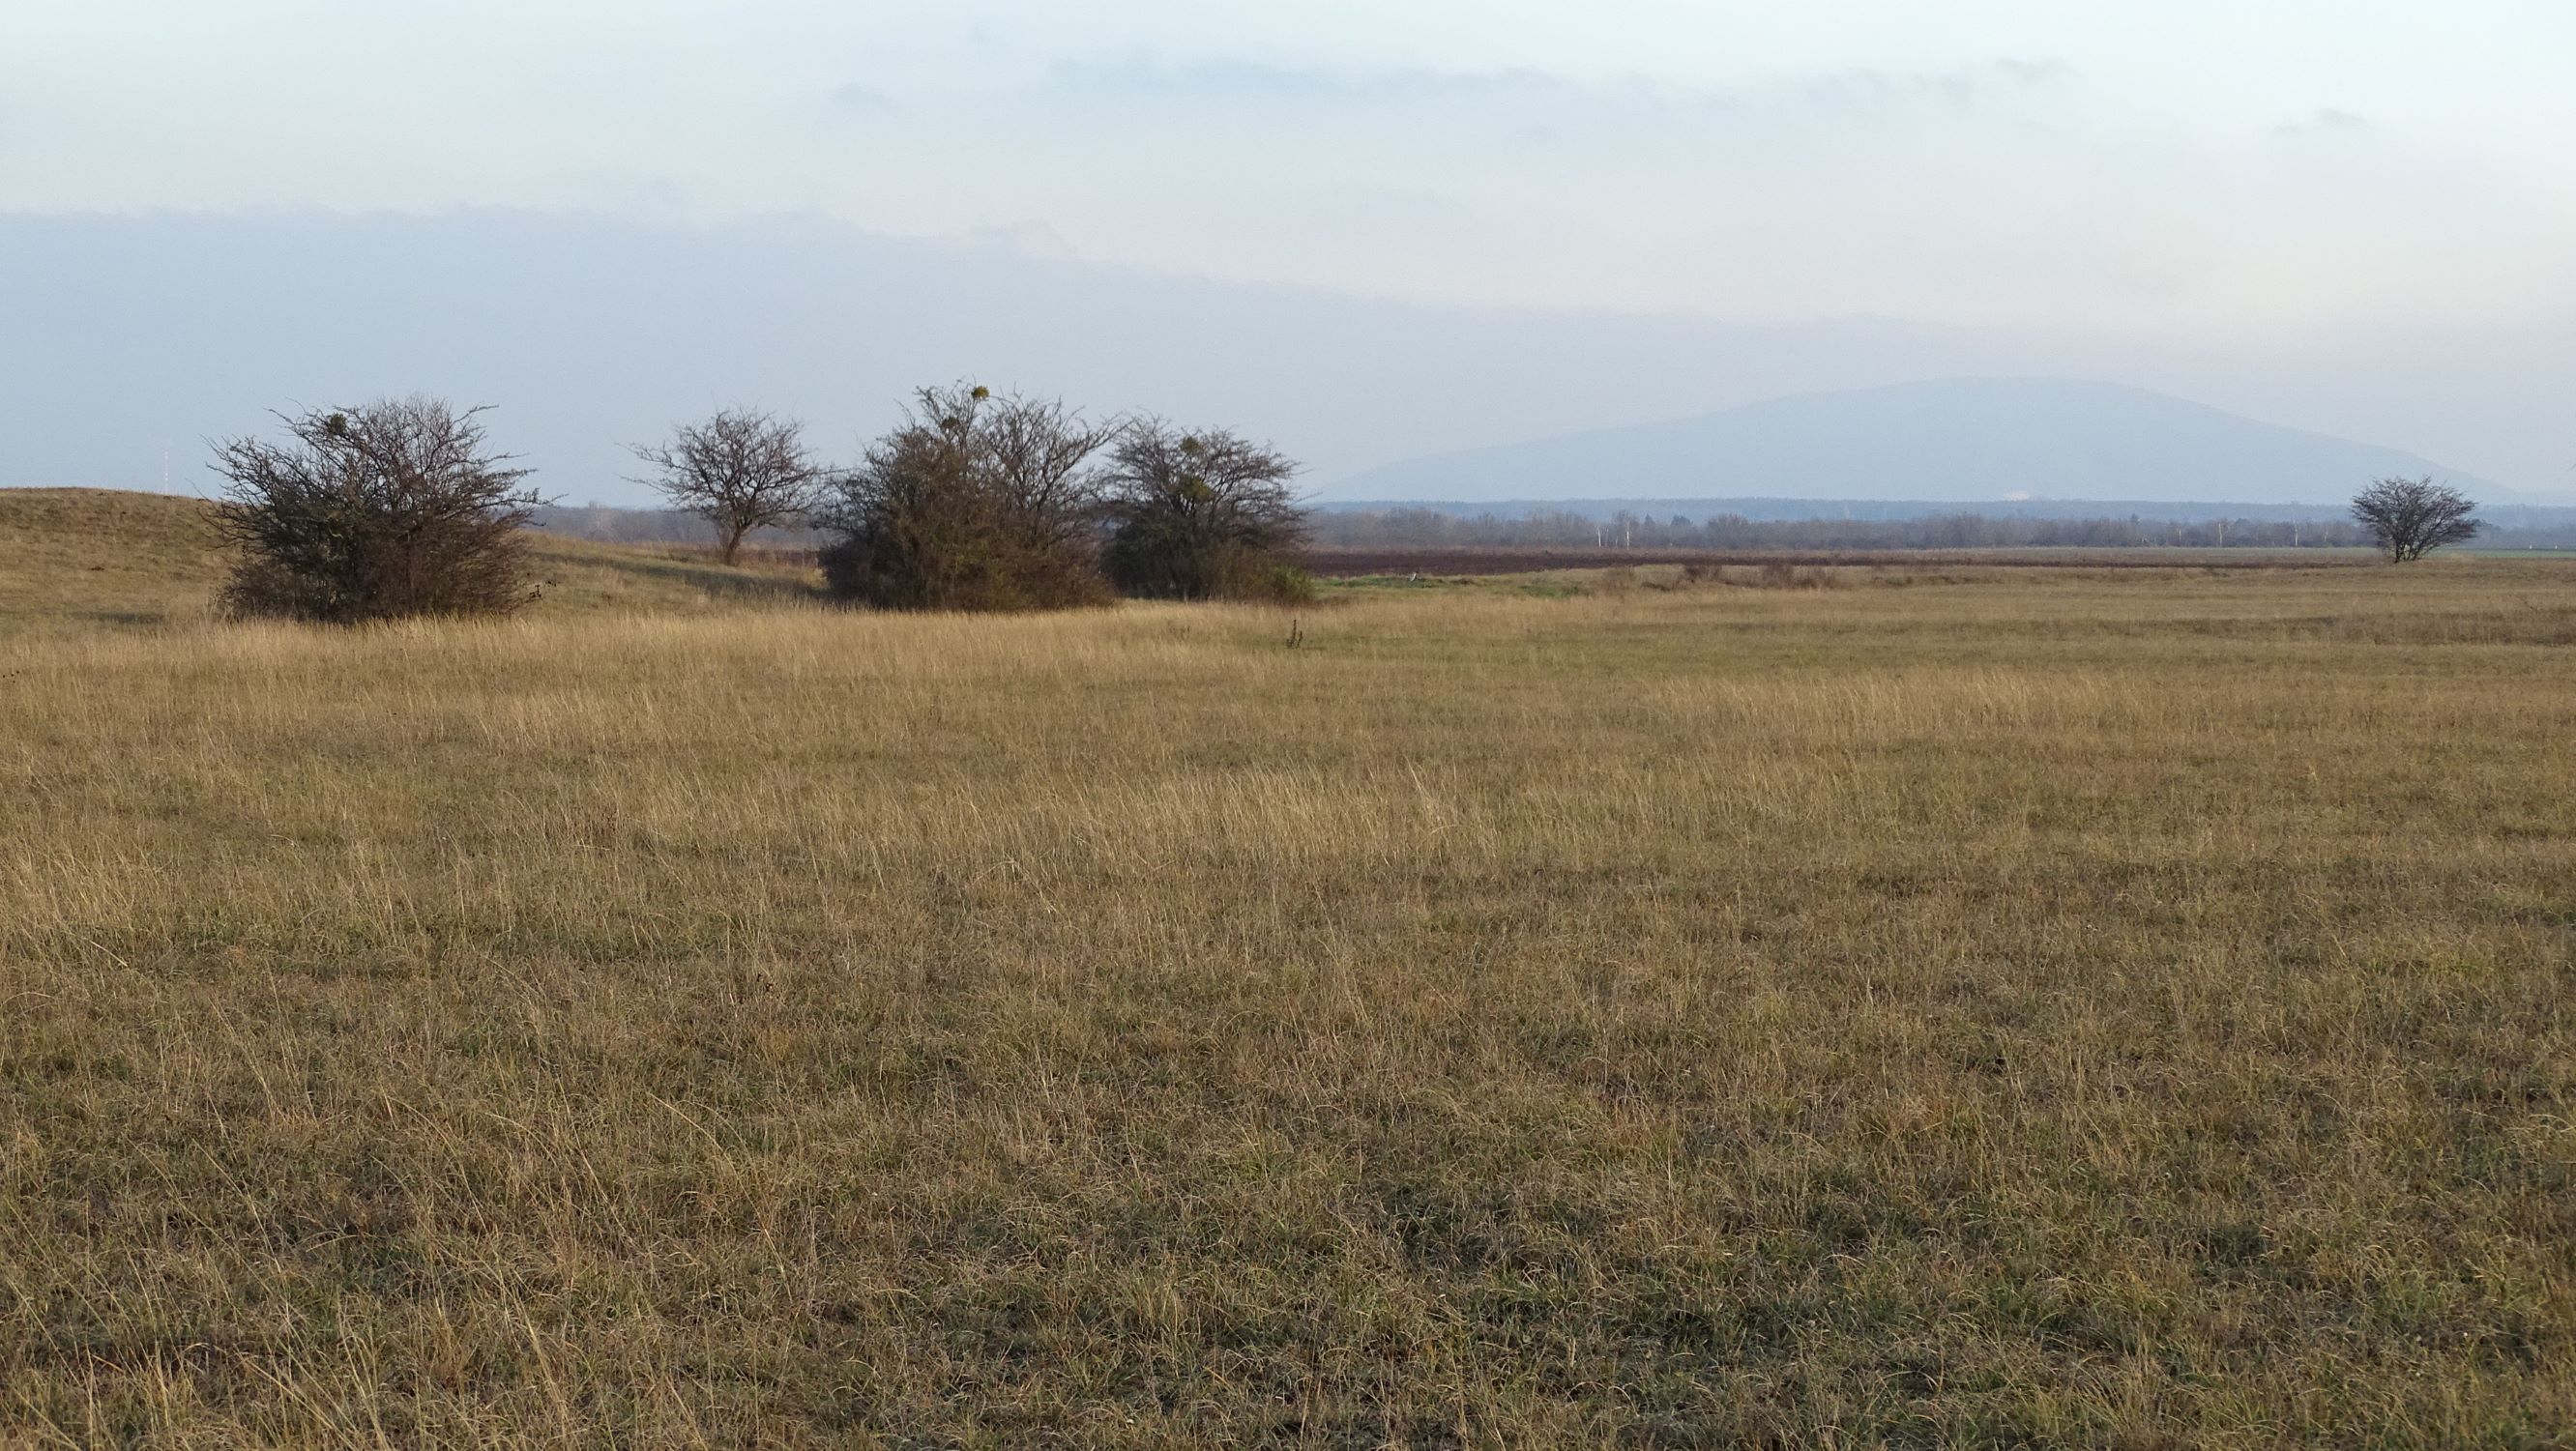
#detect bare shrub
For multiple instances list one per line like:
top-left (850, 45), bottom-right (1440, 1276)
top-left (1260, 565), bottom-right (1321, 605)
top-left (816, 385), bottom-right (1118, 611)
top-left (629, 410), bottom-right (825, 565)
top-left (1100, 422), bottom-right (1307, 600)
top-left (212, 398), bottom-right (542, 624)
top-left (2351, 477), bottom-right (2479, 562)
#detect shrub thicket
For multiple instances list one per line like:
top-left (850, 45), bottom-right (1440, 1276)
top-left (212, 398), bottom-right (542, 624)
top-left (1100, 423), bottom-right (1306, 600)
top-left (817, 385), bottom-right (1117, 611)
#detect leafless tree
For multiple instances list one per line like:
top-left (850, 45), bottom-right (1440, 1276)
top-left (1101, 421), bottom-right (1307, 599)
top-left (212, 398), bottom-right (543, 623)
top-left (815, 384), bottom-right (1121, 610)
top-left (2351, 476), bottom-right (2479, 562)
top-left (629, 409), bottom-right (825, 565)
top-left (979, 392), bottom-right (1123, 552)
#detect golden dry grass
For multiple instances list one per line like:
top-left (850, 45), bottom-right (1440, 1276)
top-left (3, 496), bottom-right (2574, 1446)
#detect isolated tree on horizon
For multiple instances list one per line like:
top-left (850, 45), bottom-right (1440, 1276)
top-left (1100, 421), bottom-right (1307, 599)
top-left (212, 397), bottom-right (543, 623)
top-left (2351, 476), bottom-right (2479, 562)
top-left (629, 409), bottom-right (825, 565)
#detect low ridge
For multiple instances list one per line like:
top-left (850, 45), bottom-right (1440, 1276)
top-left (0, 487), bottom-right (821, 636)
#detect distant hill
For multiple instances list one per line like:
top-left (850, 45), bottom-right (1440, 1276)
top-left (1322, 378), bottom-right (2516, 507)
top-left (11, 212), bottom-right (2570, 505)
top-left (0, 488), bottom-right (230, 633)
top-left (0, 488), bottom-right (820, 636)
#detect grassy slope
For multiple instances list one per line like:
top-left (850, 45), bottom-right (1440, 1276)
top-left (0, 488), bottom-right (819, 638)
top-left (0, 488), bottom-right (232, 632)
top-left (3, 494), bottom-right (2574, 1445)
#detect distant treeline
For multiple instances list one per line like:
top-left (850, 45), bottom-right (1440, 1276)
top-left (1311, 508), bottom-right (2373, 550)
top-left (1309, 507), bottom-right (2576, 552)
top-left (535, 504), bottom-right (827, 548)
top-left (537, 499), bottom-right (2576, 553)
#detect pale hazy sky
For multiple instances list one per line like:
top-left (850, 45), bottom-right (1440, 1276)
top-left (10, 1), bottom-right (2574, 334)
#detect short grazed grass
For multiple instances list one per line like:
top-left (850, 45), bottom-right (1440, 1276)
top-left (2, 497), bottom-right (2573, 1446)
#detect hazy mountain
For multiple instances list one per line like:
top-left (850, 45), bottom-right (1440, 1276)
top-left (0, 211), bottom-right (2027, 504)
top-left (1, 213), bottom-right (2567, 507)
top-left (1322, 378), bottom-right (2511, 506)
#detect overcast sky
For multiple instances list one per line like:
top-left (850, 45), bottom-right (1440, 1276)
top-left (7, 3), bottom-right (2574, 501)
top-left (10, 1), bottom-right (2574, 334)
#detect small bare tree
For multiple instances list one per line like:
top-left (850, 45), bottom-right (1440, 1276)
top-left (629, 409), bottom-right (824, 565)
top-left (1101, 421), bottom-right (1306, 599)
top-left (2351, 476), bottom-right (2479, 562)
top-left (212, 398), bottom-right (543, 623)
top-left (814, 384), bottom-right (1122, 610)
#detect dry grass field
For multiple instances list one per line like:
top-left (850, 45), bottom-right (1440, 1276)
top-left (4, 490), bottom-right (2574, 1446)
